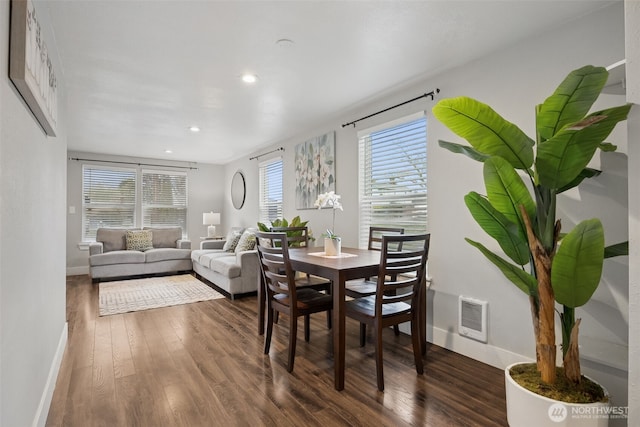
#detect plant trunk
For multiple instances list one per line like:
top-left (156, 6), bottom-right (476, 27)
top-left (563, 318), bottom-right (582, 384)
top-left (520, 205), bottom-right (556, 384)
top-left (529, 295), bottom-right (541, 366)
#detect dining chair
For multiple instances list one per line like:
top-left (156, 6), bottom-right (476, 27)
top-left (269, 226), bottom-right (333, 328)
top-left (256, 231), bottom-right (333, 373)
top-left (346, 226), bottom-right (405, 340)
top-left (345, 233), bottom-right (430, 391)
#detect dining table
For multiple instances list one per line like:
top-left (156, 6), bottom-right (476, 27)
top-left (257, 246), bottom-right (427, 391)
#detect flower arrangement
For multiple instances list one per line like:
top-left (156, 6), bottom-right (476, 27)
top-left (314, 191), bottom-right (342, 239)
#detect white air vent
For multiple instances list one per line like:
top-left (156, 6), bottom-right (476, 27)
top-left (458, 296), bottom-right (488, 343)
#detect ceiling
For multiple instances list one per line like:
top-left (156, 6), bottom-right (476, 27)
top-left (46, 0), bottom-right (617, 165)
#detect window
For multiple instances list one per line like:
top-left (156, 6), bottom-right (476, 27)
top-left (142, 170), bottom-right (187, 231)
top-left (82, 166), bottom-right (188, 240)
top-left (259, 158), bottom-right (283, 223)
top-left (358, 114), bottom-right (428, 248)
top-left (82, 166), bottom-right (137, 240)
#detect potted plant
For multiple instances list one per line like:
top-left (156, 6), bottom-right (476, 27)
top-left (433, 65), bottom-right (631, 426)
top-left (314, 191), bottom-right (343, 255)
top-left (256, 215), bottom-right (314, 247)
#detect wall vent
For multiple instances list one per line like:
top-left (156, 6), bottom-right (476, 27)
top-left (458, 296), bottom-right (488, 343)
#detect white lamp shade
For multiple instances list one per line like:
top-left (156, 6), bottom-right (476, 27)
top-left (203, 212), bottom-right (221, 225)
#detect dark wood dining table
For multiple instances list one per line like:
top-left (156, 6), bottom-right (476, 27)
top-left (287, 247), bottom-right (381, 390)
top-left (257, 246), bottom-right (427, 391)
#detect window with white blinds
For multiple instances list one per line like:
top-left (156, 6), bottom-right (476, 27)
top-left (259, 158), bottom-right (283, 223)
top-left (82, 166), bottom-right (188, 240)
top-left (142, 170), bottom-right (187, 233)
top-left (358, 114), bottom-right (428, 249)
top-left (82, 166), bottom-right (137, 240)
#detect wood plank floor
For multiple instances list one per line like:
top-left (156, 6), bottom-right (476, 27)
top-left (46, 275), bottom-right (508, 426)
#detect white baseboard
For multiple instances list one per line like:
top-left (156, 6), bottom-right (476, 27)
top-left (429, 325), bottom-right (533, 370)
top-left (32, 322), bottom-right (68, 427)
top-left (66, 266), bottom-right (88, 276)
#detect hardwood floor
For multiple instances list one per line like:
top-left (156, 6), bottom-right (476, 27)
top-left (46, 275), bottom-right (507, 426)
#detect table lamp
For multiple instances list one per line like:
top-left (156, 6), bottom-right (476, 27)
top-left (203, 212), bottom-right (221, 237)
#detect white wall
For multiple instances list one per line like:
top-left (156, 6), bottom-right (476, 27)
top-left (625, 0), bottom-right (640, 424)
top-left (223, 1), bottom-right (631, 412)
top-left (0, 1), bottom-right (68, 425)
top-left (66, 151), bottom-right (225, 273)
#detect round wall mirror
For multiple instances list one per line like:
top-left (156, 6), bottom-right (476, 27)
top-left (231, 171), bottom-right (246, 210)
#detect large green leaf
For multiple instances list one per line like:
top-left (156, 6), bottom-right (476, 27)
top-left (465, 238), bottom-right (537, 296)
top-left (438, 140), bottom-right (490, 163)
top-left (484, 156), bottom-right (535, 241)
top-left (465, 192), bottom-right (530, 265)
top-left (604, 241), bottom-right (628, 259)
top-left (536, 104), bottom-right (632, 190)
top-left (433, 97), bottom-right (534, 170)
top-left (552, 219), bottom-right (604, 308)
top-left (537, 65), bottom-right (608, 142)
top-left (557, 168), bottom-right (601, 194)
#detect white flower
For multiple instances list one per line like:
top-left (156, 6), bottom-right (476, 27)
top-left (314, 191), bottom-right (343, 211)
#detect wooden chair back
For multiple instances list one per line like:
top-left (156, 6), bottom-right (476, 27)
top-left (270, 226), bottom-right (309, 248)
top-left (255, 231), bottom-right (297, 302)
top-left (368, 226), bottom-right (405, 252)
top-left (375, 234), bottom-right (430, 316)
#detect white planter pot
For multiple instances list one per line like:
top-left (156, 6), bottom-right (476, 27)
top-left (505, 363), bottom-right (610, 427)
top-left (324, 237), bottom-right (341, 256)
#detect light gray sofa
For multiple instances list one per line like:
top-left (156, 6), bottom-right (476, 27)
top-left (89, 227), bottom-right (192, 282)
top-left (191, 231), bottom-right (258, 299)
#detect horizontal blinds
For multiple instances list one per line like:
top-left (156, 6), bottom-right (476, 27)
top-left (259, 158), bottom-right (283, 223)
top-left (142, 170), bottom-right (187, 235)
top-left (359, 116), bottom-right (428, 248)
top-left (82, 166), bottom-right (137, 240)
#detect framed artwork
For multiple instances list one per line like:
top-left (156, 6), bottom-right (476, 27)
top-left (9, 0), bottom-right (58, 136)
top-left (295, 131), bottom-right (335, 209)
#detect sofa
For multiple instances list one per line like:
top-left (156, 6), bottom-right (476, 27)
top-left (89, 227), bottom-right (192, 282)
top-left (191, 228), bottom-right (259, 299)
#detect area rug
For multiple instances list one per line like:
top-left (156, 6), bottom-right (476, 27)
top-left (99, 274), bottom-right (224, 316)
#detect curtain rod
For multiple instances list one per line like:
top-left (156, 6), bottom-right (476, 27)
top-left (249, 146), bottom-right (284, 160)
top-left (342, 88), bottom-right (440, 128)
top-left (69, 157), bottom-right (199, 170)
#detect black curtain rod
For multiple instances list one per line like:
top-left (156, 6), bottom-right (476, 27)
top-left (69, 157), bottom-right (199, 170)
top-left (342, 88), bottom-right (440, 128)
top-left (249, 146), bottom-right (284, 160)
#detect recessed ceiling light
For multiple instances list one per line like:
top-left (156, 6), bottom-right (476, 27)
top-left (242, 73), bottom-right (258, 84)
top-left (165, 149), bottom-right (173, 154)
top-left (189, 126), bottom-right (200, 132)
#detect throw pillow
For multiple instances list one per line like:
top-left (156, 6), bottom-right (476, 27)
top-left (222, 229), bottom-right (243, 252)
top-left (125, 230), bottom-right (153, 251)
top-left (235, 230), bottom-right (256, 253)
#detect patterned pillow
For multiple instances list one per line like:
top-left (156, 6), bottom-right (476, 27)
top-left (235, 230), bottom-right (256, 253)
top-left (223, 229), bottom-right (243, 252)
top-left (125, 230), bottom-right (153, 251)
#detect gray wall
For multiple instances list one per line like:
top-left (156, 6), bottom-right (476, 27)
top-left (1, 1), bottom-right (68, 425)
top-left (223, 2), bottom-right (631, 415)
top-left (625, 0), bottom-right (640, 423)
top-left (66, 151), bottom-right (225, 273)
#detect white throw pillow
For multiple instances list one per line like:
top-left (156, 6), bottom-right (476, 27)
top-left (235, 230), bottom-right (256, 253)
top-left (222, 229), bottom-right (243, 252)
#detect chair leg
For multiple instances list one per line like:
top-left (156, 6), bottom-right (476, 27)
top-left (411, 316), bottom-right (424, 375)
top-left (264, 307), bottom-right (274, 355)
top-left (304, 314), bottom-right (310, 342)
top-left (393, 325), bottom-right (400, 336)
top-left (287, 315), bottom-right (298, 373)
top-left (359, 323), bottom-right (367, 347)
top-left (326, 310), bottom-right (332, 329)
top-left (374, 322), bottom-right (384, 391)
top-left (274, 311), bottom-right (280, 324)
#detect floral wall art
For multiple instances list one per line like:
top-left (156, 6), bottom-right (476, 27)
top-left (295, 131), bottom-right (336, 209)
